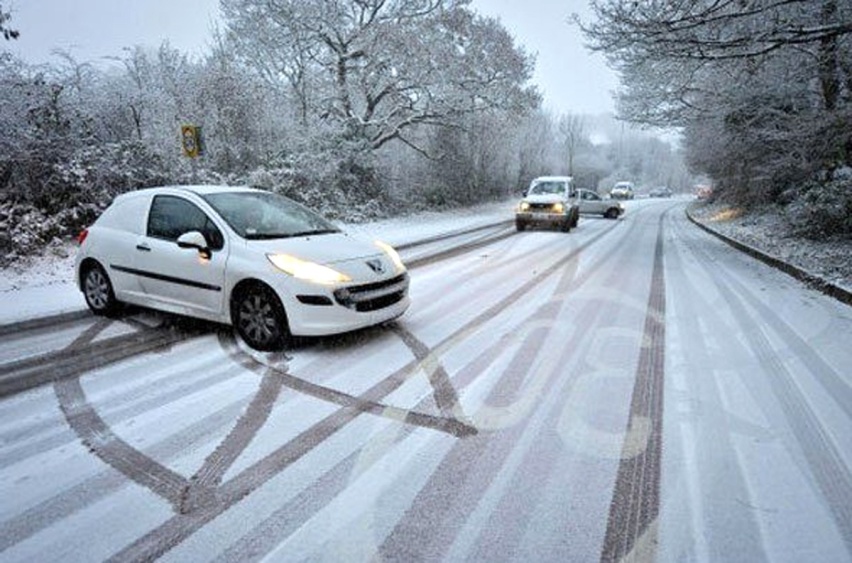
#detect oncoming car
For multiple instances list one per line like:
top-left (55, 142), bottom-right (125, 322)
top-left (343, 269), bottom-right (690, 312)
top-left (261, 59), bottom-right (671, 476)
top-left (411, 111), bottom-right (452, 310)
top-left (610, 181), bottom-right (635, 200)
top-left (75, 185), bottom-right (410, 351)
top-left (515, 176), bottom-right (580, 232)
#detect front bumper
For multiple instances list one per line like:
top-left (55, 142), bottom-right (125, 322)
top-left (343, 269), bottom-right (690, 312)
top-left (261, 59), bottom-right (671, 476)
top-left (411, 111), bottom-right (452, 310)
top-left (516, 211), bottom-right (570, 224)
top-left (281, 273), bottom-right (411, 336)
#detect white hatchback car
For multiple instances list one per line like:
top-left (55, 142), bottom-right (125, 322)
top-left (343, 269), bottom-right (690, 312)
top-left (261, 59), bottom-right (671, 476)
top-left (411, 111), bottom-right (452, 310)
top-left (75, 186), bottom-right (410, 350)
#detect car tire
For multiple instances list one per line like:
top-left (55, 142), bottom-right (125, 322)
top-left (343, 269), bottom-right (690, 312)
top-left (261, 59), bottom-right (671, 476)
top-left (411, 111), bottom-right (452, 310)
top-left (516, 220), bottom-right (527, 232)
top-left (81, 262), bottom-right (121, 316)
top-left (604, 208), bottom-right (619, 219)
top-left (231, 283), bottom-right (290, 351)
top-left (560, 218), bottom-right (572, 232)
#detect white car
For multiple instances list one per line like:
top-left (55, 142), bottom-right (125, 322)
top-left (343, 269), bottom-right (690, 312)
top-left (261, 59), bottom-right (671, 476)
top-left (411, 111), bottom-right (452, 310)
top-left (610, 181), bottom-right (635, 200)
top-left (577, 189), bottom-right (624, 219)
top-left (515, 176), bottom-right (580, 232)
top-left (75, 185), bottom-right (410, 350)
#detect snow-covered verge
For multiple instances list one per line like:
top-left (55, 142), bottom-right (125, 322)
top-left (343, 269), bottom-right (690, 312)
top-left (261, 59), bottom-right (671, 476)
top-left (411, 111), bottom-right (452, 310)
top-left (688, 201), bottom-right (852, 293)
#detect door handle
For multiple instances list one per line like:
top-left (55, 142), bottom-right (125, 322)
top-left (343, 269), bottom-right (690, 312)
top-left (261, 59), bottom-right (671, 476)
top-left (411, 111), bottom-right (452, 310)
top-left (136, 244), bottom-right (151, 252)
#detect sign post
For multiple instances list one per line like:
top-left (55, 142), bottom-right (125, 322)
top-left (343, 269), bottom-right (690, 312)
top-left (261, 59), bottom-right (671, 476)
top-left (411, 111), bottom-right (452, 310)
top-left (180, 124), bottom-right (202, 183)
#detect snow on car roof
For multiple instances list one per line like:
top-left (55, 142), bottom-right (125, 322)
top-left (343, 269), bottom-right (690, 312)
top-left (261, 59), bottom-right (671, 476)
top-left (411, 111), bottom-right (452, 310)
top-left (113, 185), bottom-right (260, 200)
top-left (532, 176), bottom-right (573, 182)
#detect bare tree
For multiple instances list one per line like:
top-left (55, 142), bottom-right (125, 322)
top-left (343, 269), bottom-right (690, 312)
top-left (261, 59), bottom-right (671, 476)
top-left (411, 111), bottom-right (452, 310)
top-left (1, 2), bottom-right (19, 40)
top-left (558, 113), bottom-right (586, 176)
top-left (580, 0), bottom-right (852, 209)
top-left (221, 0), bottom-right (538, 153)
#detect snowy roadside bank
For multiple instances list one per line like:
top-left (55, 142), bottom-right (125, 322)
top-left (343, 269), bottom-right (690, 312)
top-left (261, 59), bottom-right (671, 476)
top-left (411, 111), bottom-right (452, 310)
top-left (687, 201), bottom-right (852, 305)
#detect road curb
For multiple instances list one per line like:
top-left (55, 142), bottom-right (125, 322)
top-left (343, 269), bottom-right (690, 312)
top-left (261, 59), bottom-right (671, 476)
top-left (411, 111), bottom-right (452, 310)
top-left (685, 206), bottom-right (852, 307)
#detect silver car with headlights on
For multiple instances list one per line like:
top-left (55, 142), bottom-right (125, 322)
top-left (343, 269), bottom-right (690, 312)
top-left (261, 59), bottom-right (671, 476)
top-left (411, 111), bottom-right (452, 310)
top-left (515, 176), bottom-right (580, 232)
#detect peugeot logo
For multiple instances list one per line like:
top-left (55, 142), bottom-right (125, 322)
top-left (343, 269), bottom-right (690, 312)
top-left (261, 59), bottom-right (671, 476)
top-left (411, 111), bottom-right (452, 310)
top-left (366, 259), bottom-right (385, 274)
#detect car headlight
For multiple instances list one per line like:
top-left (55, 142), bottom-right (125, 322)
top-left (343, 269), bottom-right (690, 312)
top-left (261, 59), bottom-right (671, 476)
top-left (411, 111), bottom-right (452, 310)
top-left (553, 202), bottom-right (565, 213)
top-left (267, 254), bottom-right (351, 284)
top-left (374, 240), bottom-right (406, 273)
top-left (519, 201), bottom-right (530, 212)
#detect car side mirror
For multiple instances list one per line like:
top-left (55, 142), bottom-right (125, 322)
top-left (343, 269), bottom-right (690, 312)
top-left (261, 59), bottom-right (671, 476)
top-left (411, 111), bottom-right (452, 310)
top-left (177, 231), bottom-right (211, 259)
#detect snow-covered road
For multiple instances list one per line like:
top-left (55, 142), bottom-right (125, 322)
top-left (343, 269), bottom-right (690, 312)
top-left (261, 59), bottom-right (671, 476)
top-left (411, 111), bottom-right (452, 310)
top-left (1, 199), bottom-right (850, 561)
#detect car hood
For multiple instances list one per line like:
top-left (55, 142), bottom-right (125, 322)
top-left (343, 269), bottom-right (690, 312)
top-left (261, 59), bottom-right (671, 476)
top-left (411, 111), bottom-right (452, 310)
top-left (245, 232), bottom-right (383, 265)
top-left (523, 194), bottom-right (567, 204)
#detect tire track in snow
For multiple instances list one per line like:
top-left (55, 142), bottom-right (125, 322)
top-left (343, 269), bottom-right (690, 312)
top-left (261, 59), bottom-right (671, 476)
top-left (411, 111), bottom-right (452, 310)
top-left (380, 208), bottom-right (660, 561)
top-left (676, 213), bottom-right (852, 556)
top-left (600, 211), bottom-right (667, 561)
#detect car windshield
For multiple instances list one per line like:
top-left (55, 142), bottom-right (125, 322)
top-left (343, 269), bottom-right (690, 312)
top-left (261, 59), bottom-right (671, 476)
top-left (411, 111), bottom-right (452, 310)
top-left (202, 191), bottom-right (340, 240)
top-left (529, 181), bottom-right (567, 195)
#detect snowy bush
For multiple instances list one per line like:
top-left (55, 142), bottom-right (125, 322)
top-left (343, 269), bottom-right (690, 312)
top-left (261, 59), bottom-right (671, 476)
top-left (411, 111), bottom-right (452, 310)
top-left (236, 136), bottom-right (397, 223)
top-left (0, 201), bottom-right (101, 265)
top-left (787, 171), bottom-right (852, 239)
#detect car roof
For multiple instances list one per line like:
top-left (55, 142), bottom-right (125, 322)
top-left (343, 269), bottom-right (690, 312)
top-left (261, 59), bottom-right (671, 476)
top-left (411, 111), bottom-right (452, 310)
top-left (113, 185), bottom-right (261, 201)
top-left (532, 176), bottom-right (573, 183)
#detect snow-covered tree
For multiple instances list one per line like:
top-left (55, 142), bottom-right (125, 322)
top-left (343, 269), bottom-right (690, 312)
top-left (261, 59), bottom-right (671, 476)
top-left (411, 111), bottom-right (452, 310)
top-left (221, 0), bottom-right (538, 152)
top-left (582, 0), bottom-right (852, 225)
top-left (1, 1), bottom-right (18, 41)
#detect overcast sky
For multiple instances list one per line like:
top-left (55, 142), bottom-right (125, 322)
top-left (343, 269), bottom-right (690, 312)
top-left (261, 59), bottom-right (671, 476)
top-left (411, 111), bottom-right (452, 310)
top-left (5, 0), bottom-right (619, 115)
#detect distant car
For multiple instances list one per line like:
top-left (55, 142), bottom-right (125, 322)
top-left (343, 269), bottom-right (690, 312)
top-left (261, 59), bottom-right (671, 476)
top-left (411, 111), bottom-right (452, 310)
top-left (610, 181), bottom-right (635, 200)
top-left (75, 185), bottom-right (409, 351)
top-left (577, 189), bottom-right (624, 219)
top-left (515, 176), bottom-right (580, 232)
top-left (649, 186), bottom-right (673, 198)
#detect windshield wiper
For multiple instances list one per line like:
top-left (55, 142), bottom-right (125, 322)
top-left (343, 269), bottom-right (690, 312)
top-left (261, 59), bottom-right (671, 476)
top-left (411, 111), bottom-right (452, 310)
top-left (287, 229), bottom-right (340, 237)
top-left (244, 229), bottom-right (339, 240)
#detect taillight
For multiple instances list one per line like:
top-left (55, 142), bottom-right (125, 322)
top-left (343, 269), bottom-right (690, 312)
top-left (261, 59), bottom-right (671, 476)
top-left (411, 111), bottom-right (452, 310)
top-left (77, 228), bottom-right (89, 245)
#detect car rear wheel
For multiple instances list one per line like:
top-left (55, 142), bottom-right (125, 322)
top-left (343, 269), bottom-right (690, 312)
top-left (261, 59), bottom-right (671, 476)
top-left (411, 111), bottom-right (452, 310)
top-left (82, 262), bottom-right (121, 316)
top-left (232, 284), bottom-right (290, 351)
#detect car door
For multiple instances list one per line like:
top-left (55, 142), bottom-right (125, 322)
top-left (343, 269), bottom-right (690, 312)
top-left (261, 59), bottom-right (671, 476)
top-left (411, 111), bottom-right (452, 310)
top-left (578, 190), bottom-right (605, 214)
top-left (134, 194), bottom-right (229, 316)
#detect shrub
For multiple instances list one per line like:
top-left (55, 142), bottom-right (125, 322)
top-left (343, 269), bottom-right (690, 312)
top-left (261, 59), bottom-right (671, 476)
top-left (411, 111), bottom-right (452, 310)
top-left (787, 170), bottom-right (852, 239)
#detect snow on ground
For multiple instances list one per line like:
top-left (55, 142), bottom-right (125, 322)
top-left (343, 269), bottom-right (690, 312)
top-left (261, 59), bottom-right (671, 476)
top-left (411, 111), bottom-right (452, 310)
top-left (2, 197), bottom-right (848, 325)
top-left (0, 200), bottom-right (516, 324)
top-left (688, 201), bottom-right (852, 291)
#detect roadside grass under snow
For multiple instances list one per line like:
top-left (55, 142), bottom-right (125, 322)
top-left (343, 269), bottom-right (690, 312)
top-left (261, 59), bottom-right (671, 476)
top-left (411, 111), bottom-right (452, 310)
top-left (689, 202), bottom-right (852, 291)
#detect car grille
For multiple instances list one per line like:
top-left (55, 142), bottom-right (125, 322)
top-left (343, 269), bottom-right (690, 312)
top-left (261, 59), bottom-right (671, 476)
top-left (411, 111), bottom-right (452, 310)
top-left (333, 273), bottom-right (409, 312)
top-left (528, 203), bottom-right (559, 212)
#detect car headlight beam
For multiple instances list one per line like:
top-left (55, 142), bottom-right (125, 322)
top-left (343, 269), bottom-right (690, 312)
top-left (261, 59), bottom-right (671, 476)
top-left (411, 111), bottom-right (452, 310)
top-left (267, 254), bottom-right (351, 284)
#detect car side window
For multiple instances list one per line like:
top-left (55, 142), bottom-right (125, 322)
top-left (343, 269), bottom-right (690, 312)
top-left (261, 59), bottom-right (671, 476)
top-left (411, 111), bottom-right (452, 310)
top-left (147, 195), bottom-right (224, 250)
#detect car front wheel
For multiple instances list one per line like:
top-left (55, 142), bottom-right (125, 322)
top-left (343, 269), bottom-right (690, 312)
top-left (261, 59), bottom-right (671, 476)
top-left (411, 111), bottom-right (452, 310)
top-left (604, 208), bottom-right (619, 219)
top-left (82, 262), bottom-right (120, 316)
top-left (232, 284), bottom-right (290, 351)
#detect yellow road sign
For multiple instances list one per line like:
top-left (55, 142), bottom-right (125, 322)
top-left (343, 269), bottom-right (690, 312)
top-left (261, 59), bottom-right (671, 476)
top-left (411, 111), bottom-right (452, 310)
top-left (181, 125), bottom-right (201, 158)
